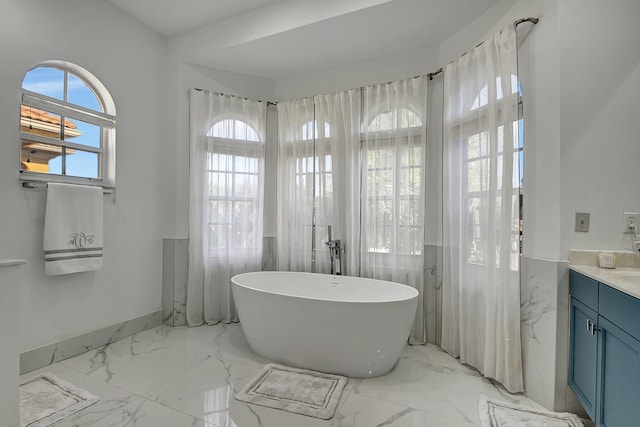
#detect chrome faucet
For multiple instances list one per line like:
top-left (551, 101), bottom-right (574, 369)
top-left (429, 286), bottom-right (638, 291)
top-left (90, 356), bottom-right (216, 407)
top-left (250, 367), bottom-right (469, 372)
top-left (325, 225), bottom-right (343, 275)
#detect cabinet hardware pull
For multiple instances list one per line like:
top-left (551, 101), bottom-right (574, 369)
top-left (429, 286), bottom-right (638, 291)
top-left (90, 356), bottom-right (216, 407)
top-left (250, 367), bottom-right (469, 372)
top-left (586, 319), bottom-right (599, 335)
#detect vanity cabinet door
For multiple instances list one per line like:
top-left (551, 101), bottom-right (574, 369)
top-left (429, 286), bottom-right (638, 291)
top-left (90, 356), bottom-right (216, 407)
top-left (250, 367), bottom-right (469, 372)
top-left (569, 297), bottom-right (598, 421)
top-left (596, 316), bottom-right (640, 427)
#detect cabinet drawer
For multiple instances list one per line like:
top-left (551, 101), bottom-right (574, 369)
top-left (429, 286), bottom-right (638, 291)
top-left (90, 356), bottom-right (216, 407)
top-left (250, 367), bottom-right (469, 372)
top-left (599, 283), bottom-right (640, 341)
top-left (570, 270), bottom-right (598, 310)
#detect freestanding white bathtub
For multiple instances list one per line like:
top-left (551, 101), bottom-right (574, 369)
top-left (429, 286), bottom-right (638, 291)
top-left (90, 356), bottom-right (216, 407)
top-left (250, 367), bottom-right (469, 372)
top-left (231, 271), bottom-right (418, 377)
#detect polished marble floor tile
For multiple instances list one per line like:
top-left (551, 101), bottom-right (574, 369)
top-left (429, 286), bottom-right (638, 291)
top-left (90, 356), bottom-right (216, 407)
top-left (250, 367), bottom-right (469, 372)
top-left (22, 323), bottom-right (541, 427)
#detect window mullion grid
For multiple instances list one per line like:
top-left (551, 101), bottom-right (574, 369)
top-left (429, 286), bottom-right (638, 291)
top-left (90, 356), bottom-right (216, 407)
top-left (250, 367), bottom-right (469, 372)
top-left (59, 112), bottom-right (66, 175)
top-left (22, 93), bottom-right (115, 128)
top-left (61, 70), bottom-right (68, 175)
top-left (98, 128), bottom-right (104, 180)
top-left (63, 70), bottom-right (69, 102)
top-left (20, 132), bottom-right (102, 154)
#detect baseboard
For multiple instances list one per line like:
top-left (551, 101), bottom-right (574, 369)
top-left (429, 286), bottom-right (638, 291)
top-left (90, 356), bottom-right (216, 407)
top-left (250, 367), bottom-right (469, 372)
top-left (20, 310), bottom-right (163, 374)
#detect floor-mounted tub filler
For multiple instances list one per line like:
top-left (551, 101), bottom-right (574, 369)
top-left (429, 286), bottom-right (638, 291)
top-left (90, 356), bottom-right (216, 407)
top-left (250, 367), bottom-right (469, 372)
top-left (231, 271), bottom-right (418, 377)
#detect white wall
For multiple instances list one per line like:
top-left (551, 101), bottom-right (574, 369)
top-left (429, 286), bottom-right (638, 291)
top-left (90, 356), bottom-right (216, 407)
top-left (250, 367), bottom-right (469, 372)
top-left (0, 0), bottom-right (168, 351)
top-left (558, 0), bottom-right (640, 256)
top-left (274, 46), bottom-right (438, 101)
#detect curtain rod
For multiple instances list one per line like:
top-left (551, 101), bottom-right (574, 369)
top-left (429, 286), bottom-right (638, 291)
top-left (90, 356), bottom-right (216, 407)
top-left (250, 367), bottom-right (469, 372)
top-left (192, 88), bottom-right (277, 105)
top-left (426, 17), bottom-right (539, 80)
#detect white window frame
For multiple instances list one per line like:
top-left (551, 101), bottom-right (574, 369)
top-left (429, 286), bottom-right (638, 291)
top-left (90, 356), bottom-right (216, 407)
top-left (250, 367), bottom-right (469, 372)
top-left (363, 108), bottom-right (424, 257)
top-left (205, 119), bottom-right (264, 257)
top-left (460, 90), bottom-right (522, 271)
top-left (289, 120), bottom-right (334, 263)
top-left (19, 60), bottom-right (116, 191)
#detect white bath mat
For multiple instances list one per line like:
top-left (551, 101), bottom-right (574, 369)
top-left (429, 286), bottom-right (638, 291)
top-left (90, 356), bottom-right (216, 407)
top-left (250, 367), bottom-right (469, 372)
top-left (20, 373), bottom-right (98, 427)
top-left (235, 363), bottom-right (347, 420)
top-left (479, 395), bottom-right (584, 427)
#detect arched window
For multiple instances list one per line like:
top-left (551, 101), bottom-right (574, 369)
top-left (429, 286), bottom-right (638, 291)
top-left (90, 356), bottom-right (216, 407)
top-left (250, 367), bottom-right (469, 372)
top-left (363, 105), bottom-right (425, 256)
top-left (463, 74), bottom-right (523, 267)
top-left (205, 116), bottom-right (264, 254)
top-left (367, 108), bottom-right (422, 132)
top-left (301, 120), bottom-right (331, 140)
top-left (208, 118), bottom-right (260, 142)
top-left (20, 61), bottom-right (116, 188)
top-left (470, 74), bottom-right (520, 111)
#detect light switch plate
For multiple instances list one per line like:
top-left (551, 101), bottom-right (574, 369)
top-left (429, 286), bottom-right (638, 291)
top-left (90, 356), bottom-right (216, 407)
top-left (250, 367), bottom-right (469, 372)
top-left (575, 212), bottom-right (590, 232)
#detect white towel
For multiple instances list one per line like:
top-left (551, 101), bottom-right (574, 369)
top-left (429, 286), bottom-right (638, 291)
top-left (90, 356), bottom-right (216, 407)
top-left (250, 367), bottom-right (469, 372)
top-left (44, 183), bottom-right (103, 276)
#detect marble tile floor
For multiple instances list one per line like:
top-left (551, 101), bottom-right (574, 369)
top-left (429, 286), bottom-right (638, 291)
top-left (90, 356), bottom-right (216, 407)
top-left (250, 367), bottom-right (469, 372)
top-left (21, 323), bottom-right (548, 427)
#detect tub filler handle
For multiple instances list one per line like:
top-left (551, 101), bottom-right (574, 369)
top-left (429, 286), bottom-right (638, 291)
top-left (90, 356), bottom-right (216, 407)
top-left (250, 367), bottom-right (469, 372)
top-left (325, 225), bottom-right (344, 275)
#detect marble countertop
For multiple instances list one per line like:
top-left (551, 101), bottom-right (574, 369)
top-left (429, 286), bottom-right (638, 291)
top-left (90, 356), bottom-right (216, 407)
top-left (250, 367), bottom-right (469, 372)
top-left (570, 264), bottom-right (640, 300)
top-left (0, 260), bottom-right (26, 268)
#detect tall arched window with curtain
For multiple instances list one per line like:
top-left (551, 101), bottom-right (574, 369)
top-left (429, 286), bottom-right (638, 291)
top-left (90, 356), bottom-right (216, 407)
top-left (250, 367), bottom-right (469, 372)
top-left (277, 91), bottom-right (365, 275)
top-left (441, 25), bottom-right (524, 393)
top-left (276, 84), bottom-right (427, 343)
top-left (205, 117), bottom-right (263, 256)
top-left (187, 91), bottom-right (266, 326)
top-left (360, 77), bottom-right (428, 344)
top-left (463, 74), bottom-right (523, 268)
top-left (276, 98), bottom-right (317, 272)
top-left (364, 107), bottom-right (424, 256)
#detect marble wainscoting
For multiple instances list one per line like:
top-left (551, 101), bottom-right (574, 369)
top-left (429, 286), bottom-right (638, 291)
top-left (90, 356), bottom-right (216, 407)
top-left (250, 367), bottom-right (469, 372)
top-left (520, 256), bottom-right (579, 413)
top-left (20, 310), bottom-right (162, 375)
top-left (423, 244), bottom-right (443, 346)
top-left (162, 238), bottom-right (188, 326)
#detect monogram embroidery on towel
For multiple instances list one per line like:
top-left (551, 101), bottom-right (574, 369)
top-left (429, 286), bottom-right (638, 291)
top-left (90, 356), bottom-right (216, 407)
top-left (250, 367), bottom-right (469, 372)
top-left (45, 232), bottom-right (102, 262)
top-left (67, 232), bottom-right (95, 248)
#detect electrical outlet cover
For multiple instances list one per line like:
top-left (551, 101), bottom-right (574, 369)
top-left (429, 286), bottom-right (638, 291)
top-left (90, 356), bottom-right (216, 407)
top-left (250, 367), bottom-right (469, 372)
top-left (623, 212), bottom-right (640, 234)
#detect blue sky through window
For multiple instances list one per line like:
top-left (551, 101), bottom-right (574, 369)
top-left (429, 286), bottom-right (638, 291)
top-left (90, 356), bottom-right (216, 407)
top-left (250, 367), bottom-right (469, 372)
top-left (23, 67), bottom-right (102, 178)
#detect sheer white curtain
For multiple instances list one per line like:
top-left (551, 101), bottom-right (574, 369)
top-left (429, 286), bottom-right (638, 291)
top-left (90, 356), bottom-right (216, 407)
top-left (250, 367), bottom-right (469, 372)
top-left (314, 90), bottom-right (361, 275)
top-left (277, 94), bottom-right (361, 274)
top-left (276, 98), bottom-right (317, 272)
top-left (276, 83), bottom-right (427, 343)
top-left (187, 90), bottom-right (266, 325)
top-left (361, 78), bottom-right (427, 343)
top-left (441, 25), bottom-right (524, 392)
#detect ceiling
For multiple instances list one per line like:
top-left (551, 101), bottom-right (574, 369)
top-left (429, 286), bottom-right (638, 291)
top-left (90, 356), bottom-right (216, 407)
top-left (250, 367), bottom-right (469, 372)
top-left (108, 0), bottom-right (501, 80)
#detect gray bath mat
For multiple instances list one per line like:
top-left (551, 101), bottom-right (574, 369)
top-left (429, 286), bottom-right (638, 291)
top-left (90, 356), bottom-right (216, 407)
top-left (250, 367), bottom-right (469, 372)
top-left (235, 363), bottom-right (347, 419)
top-left (479, 395), bottom-right (584, 427)
top-left (20, 373), bottom-right (98, 427)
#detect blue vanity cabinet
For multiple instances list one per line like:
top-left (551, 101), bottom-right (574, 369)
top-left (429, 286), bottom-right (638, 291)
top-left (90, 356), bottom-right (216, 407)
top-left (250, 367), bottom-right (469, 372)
top-left (596, 316), bottom-right (640, 427)
top-left (596, 283), bottom-right (640, 427)
top-left (569, 270), bottom-right (599, 420)
top-left (569, 270), bottom-right (640, 427)
top-left (569, 298), bottom-right (598, 419)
